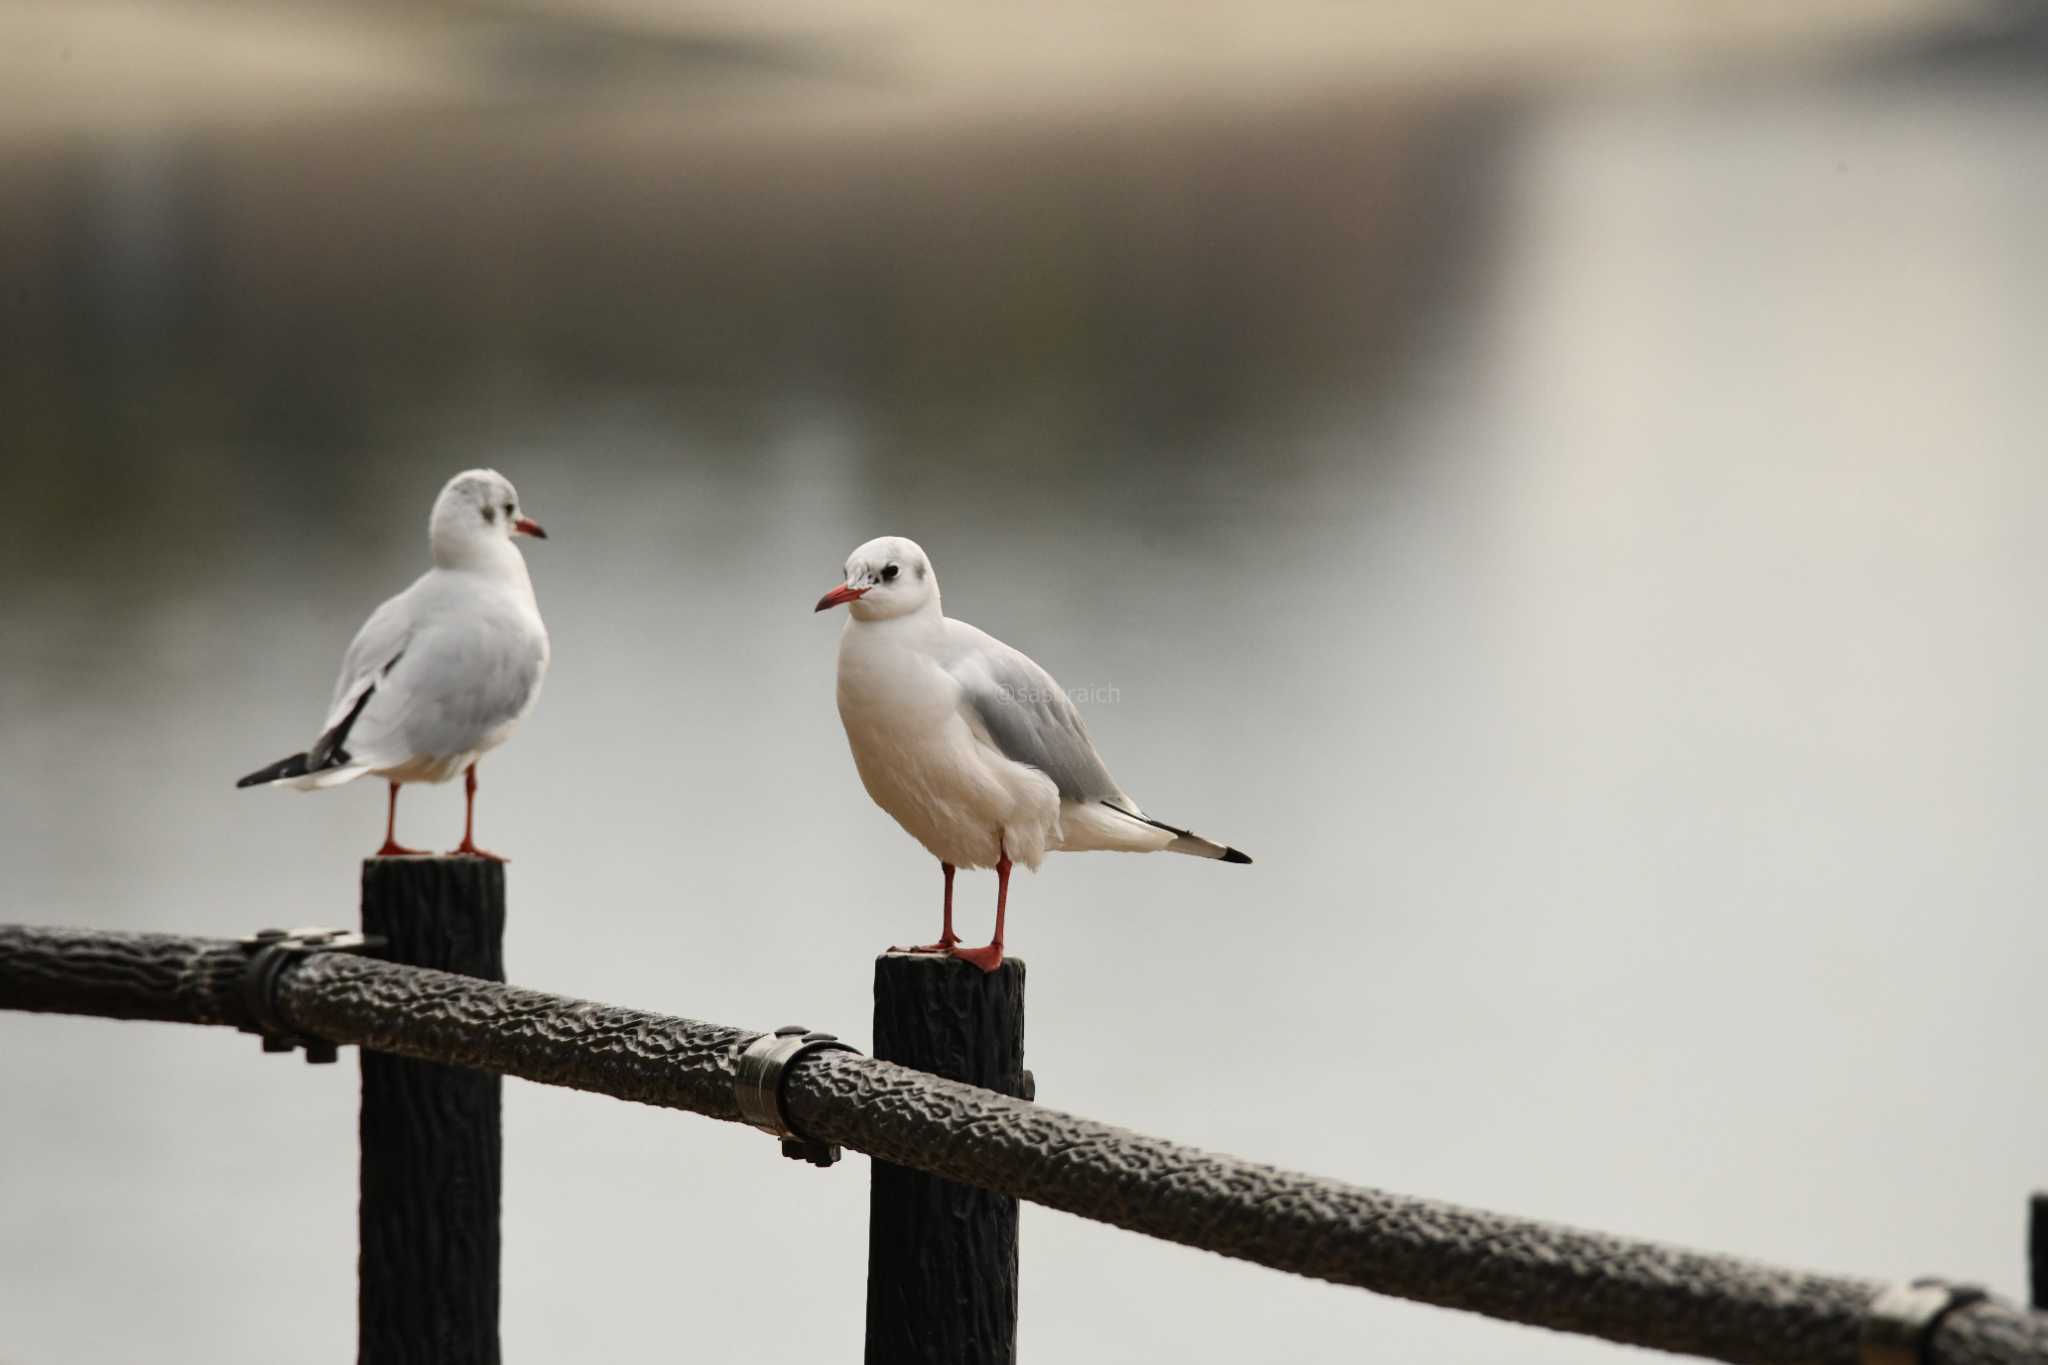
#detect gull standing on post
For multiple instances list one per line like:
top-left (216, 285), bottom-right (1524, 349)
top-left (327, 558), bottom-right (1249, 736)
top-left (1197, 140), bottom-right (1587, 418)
top-left (816, 535), bottom-right (1249, 971)
top-left (236, 469), bottom-right (551, 860)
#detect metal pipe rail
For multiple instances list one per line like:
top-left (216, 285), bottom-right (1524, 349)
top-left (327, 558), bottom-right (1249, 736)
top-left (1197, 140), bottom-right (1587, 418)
top-left (4, 922), bottom-right (2042, 1365)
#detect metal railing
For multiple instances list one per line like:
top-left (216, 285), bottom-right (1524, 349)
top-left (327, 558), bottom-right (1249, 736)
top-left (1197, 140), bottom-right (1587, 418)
top-left (3, 866), bottom-right (2044, 1365)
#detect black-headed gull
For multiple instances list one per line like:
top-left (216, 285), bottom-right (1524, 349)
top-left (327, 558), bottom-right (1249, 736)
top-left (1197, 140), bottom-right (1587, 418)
top-left (816, 535), bottom-right (1250, 971)
top-left (237, 469), bottom-right (551, 860)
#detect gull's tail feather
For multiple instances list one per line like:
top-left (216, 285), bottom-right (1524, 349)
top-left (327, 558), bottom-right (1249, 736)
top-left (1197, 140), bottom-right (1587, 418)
top-left (1166, 831), bottom-right (1254, 863)
top-left (1098, 800), bottom-right (1252, 864)
top-left (235, 751), bottom-right (364, 790)
top-left (238, 684), bottom-right (376, 790)
top-left (237, 752), bottom-right (311, 787)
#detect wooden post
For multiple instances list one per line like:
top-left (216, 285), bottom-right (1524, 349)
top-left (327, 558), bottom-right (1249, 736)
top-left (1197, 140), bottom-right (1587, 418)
top-left (358, 858), bottom-right (505, 1365)
top-left (2031, 1193), bottom-right (2046, 1312)
top-left (865, 954), bottom-right (1026, 1365)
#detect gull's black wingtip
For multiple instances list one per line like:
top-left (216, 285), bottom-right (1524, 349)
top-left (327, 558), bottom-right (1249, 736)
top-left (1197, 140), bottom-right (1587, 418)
top-left (1221, 847), bottom-right (1253, 865)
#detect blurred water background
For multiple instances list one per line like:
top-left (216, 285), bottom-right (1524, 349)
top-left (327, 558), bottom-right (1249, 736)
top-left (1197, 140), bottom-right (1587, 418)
top-left (3, 2), bottom-right (2045, 1362)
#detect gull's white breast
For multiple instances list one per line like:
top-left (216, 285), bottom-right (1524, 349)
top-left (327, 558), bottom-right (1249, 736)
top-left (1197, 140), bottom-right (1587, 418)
top-left (835, 618), bottom-right (1060, 869)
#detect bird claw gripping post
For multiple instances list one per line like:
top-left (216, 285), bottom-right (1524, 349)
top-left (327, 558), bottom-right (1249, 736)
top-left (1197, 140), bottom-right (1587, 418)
top-left (237, 927), bottom-right (384, 1063)
top-left (731, 1025), bottom-right (862, 1168)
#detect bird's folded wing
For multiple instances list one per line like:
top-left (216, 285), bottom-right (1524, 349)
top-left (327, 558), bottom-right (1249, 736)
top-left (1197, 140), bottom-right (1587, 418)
top-left (324, 591), bottom-right (416, 724)
top-left (948, 631), bottom-right (1128, 807)
top-left (362, 618), bottom-right (541, 761)
top-left (308, 588), bottom-right (417, 767)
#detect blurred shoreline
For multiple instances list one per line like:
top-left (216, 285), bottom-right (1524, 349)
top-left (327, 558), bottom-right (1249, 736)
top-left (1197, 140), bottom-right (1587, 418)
top-left (0, 0), bottom-right (1979, 150)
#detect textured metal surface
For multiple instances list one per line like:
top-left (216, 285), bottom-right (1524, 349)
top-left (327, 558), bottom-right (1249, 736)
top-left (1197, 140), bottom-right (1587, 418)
top-left (283, 948), bottom-right (755, 1121)
top-left (6, 922), bottom-right (2047, 1365)
top-left (789, 1046), bottom-right (1884, 1365)
top-left (1931, 1303), bottom-right (2048, 1365)
top-left (0, 925), bottom-right (252, 1026)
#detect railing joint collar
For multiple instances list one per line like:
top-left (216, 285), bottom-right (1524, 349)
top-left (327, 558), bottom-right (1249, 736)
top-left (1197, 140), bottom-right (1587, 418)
top-left (1861, 1278), bottom-right (1992, 1365)
top-left (732, 1025), bottom-right (860, 1168)
top-left (237, 927), bottom-right (383, 1063)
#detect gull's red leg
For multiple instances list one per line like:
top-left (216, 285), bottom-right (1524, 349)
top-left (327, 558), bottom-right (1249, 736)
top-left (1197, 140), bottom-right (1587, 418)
top-left (449, 763), bottom-right (508, 861)
top-left (374, 781), bottom-right (423, 857)
top-left (950, 853), bottom-right (1009, 973)
top-left (894, 863), bottom-right (960, 954)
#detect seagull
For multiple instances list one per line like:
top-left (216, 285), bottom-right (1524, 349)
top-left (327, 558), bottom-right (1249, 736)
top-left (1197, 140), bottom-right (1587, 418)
top-left (236, 469), bottom-right (551, 860)
top-left (816, 535), bottom-right (1249, 971)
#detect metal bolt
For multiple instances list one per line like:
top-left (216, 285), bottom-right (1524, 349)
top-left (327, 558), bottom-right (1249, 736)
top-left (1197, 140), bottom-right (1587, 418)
top-left (782, 1137), bottom-right (842, 1168)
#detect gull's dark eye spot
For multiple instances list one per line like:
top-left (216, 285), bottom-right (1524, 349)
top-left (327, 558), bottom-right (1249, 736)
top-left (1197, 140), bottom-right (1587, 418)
top-left (881, 564), bottom-right (899, 582)
top-left (482, 506), bottom-right (496, 525)
top-left (504, 501), bottom-right (515, 516)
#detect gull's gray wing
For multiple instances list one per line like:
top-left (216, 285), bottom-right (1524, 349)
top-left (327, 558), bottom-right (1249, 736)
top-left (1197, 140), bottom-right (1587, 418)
top-left (305, 582), bottom-right (419, 768)
top-left (361, 611), bottom-right (547, 762)
top-left (325, 585), bottom-right (417, 723)
top-left (334, 572), bottom-right (548, 769)
top-left (945, 622), bottom-right (1131, 807)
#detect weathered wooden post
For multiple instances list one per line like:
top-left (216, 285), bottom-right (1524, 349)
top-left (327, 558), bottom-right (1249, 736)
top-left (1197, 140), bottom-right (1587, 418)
top-left (358, 857), bottom-right (505, 1365)
top-left (865, 954), bottom-right (1027, 1365)
top-left (2030, 1192), bottom-right (2046, 1312)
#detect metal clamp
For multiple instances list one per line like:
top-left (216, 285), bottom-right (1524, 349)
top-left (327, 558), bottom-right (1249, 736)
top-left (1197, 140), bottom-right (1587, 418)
top-left (731, 1025), bottom-right (860, 1168)
top-left (237, 927), bottom-right (383, 1064)
top-left (1862, 1278), bottom-right (1991, 1365)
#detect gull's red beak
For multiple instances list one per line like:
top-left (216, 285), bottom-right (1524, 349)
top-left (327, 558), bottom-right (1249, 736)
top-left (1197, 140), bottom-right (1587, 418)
top-left (513, 516), bottom-right (547, 539)
top-left (815, 583), bottom-right (868, 612)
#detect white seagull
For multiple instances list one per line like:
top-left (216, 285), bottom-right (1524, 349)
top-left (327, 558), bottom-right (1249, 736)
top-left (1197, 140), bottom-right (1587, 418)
top-left (237, 469), bottom-right (551, 860)
top-left (816, 535), bottom-right (1249, 971)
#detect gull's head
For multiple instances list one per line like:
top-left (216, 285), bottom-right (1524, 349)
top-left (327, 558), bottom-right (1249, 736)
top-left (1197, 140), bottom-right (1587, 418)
top-left (815, 535), bottom-right (938, 622)
top-left (429, 468), bottom-right (547, 567)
